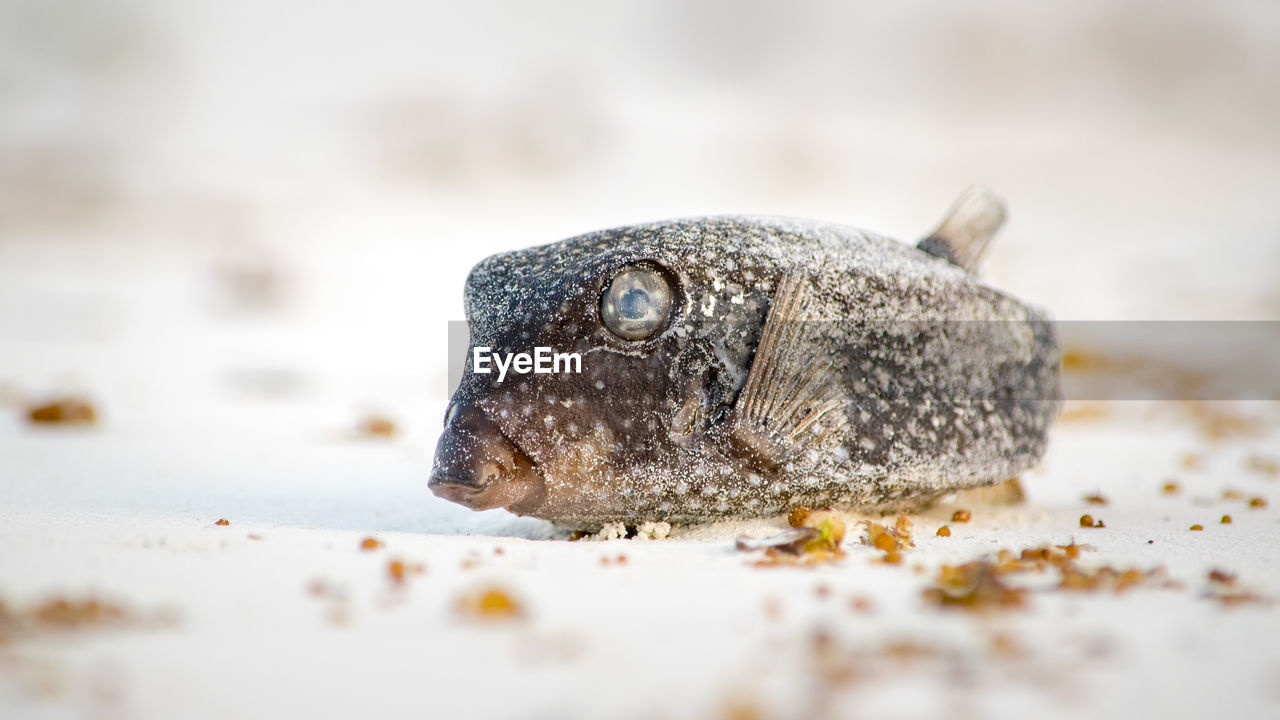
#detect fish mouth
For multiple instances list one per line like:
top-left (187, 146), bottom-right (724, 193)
top-left (429, 476), bottom-right (546, 513)
top-left (429, 403), bottom-right (547, 514)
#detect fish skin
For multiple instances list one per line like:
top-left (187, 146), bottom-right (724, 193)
top-left (433, 214), bottom-right (1061, 527)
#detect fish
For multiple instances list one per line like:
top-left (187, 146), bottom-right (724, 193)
top-left (429, 188), bottom-right (1062, 527)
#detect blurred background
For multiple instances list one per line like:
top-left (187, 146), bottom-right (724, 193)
top-left (2, 5), bottom-right (1279, 718)
top-left (2, 0), bottom-right (1278, 441)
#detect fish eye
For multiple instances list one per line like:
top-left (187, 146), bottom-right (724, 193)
top-left (600, 266), bottom-right (673, 340)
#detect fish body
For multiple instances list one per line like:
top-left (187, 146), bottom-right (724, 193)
top-left (430, 191), bottom-right (1061, 527)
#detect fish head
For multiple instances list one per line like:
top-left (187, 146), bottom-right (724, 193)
top-left (429, 221), bottom-right (774, 521)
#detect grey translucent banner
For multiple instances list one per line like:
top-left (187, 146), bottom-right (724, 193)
top-left (447, 320), bottom-right (470, 399)
top-left (447, 320), bottom-right (1280, 401)
top-left (1055, 321), bottom-right (1280, 401)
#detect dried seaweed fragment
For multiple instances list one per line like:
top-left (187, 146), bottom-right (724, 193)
top-left (1182, 403), bottom-right (1265, 441)
top-left (929, 542), bottom-right (1170, 604)
top-left (1058, 565), bottom-right (1161, 593)
top-left (1202, 569), bottom-right (1270, 607)
top-left (456, 586), bottom-right (524, 620)
top-left (1246, 454), bottom-right (1278, 477)
top-left (787, 508), bottom-right (847, 551)
top-left (1216, 591), bottom-right (1268, 607)
top-left (922, 561), bottom-right (1027, 611)
top-left (859, 515), bottom-right (914, 560)
top-left (387, 558), bottom-right (426, 586)
top-left (26, 397), bottom-right (98, 425)
top-left (737, 508), bottom-right (848, 566)
top-left (357, 415), bottom-right (397, 438)
top-left (0, 594), bottom-right (167, 644)
top-left (1207, 568), bottom-right (1235, 586)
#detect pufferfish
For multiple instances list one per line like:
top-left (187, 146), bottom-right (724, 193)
top-left (430, 188), bottom-right (1061, 527)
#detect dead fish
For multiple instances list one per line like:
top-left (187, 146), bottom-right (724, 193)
top-left (430, 188), bottom-right (1061, 527)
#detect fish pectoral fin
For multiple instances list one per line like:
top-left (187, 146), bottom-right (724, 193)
top-left (726, 271), bottom-right (850, 471)
top-left (916, 186), bottom-right (1007, 273)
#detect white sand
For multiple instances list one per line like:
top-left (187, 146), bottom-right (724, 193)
top-left (2, 2), bottom-right (1279, 718)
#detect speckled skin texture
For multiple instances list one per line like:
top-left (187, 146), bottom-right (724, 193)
top-left (433, 216), bottom-right (1061, 527)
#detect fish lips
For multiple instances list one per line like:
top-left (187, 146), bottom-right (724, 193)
top-left (429, 404), bottom-right (547, 514)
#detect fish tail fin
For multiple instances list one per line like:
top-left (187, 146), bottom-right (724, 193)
top-left (916, 186), bottom-right (1007, 273)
